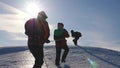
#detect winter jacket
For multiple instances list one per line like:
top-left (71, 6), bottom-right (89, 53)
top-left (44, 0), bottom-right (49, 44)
top-left (25, 18), bottom-right (50, 44)
top-left (54, 29), bottom-right (69, 47)
top-left (71, 31), bottom-right (81, 38)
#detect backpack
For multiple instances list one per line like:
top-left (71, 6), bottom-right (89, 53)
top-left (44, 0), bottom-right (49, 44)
top-left (77, 32), bottom-right (82, 37)
top-left (54, 28), bottom-right (64, 40)
top-left (72, 31), bottom-right (82, 38)
top-left (25, 18), bottom-right (36, 36)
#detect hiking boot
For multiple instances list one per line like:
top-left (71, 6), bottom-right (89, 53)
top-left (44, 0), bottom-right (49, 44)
top-left (61, 60), bottom-right (66, 63)
top-left (55, 63), bottom-right (60, 66)
top-left (57, 65), bottom-right (62, 68)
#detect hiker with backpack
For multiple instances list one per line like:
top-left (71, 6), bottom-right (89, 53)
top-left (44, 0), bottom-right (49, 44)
top-left (54, 23), bottom-right (70, 66)
top-left (71, 30), bottom-right (82, 45)
top-left (25, 11), bottom-right (50, 68)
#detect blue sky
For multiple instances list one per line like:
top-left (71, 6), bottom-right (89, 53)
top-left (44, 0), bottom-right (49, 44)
top-left (0, 0), bottom-right (120, 51)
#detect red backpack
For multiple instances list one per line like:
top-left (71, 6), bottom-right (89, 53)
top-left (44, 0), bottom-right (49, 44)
top-left (25, 18), bottom-right (36, 36)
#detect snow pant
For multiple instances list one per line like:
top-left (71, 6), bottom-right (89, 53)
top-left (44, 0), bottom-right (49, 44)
top-left (55, 45), bottom-right (69, 66)
top-left (73, 37), bottom-right (79, 45)
top-left (28, 38), bottom-right (44, 68)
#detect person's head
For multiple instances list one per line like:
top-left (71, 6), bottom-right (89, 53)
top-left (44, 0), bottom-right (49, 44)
top-left (58, 23), bottom-right (64, 29)
top-left (37, 11), bottom-right (48, 21)
top-left (71, 30), bottom-right (74, 33)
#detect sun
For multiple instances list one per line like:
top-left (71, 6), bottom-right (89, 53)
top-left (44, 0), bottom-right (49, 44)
top-left (26, 2), bottom-right (42, 18)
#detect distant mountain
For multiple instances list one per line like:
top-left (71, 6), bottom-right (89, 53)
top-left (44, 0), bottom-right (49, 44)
top-left (0, 46), bottom-right (28, 55)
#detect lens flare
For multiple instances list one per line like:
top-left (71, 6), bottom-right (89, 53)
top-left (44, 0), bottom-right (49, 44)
top-left (26, 2), bottom-right (39, 17)
top-left (87, 58), bottom-right (98, 68)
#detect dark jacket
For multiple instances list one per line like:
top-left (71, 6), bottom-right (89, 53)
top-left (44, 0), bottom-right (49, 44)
top-left (25, 18), bottom-right (50, 44)
top-left (71, 31), bottom-right (81, 38)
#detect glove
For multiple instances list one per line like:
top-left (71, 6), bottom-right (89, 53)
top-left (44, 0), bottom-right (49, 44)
top-left (45, 39), bottom-right (50, 43)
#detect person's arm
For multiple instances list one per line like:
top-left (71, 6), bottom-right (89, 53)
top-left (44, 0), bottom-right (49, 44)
top-left (63, 29), bottom-right (69, 38)
top-left (54, 30), bottom-right (56, 40)
top-left (41, 21), bottom-right (50, 41)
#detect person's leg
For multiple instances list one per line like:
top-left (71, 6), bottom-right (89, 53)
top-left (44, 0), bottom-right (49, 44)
top-left (33, 45), bottom-right (44, 68)
top-left (73, 37), bottom-right (79, 45)
top-left (61, 46), bottom-right (69, 62)
top-left (28, 42), bottom-right (44, 68)
top-left (55, 46), bottom-right (61, 66)
top-left (75, 39), bottom-right (77, 45)
top-left (73, 38), bottom-right (77, 45)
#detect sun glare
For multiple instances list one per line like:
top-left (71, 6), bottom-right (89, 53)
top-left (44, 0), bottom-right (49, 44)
top-left (26, 2), bottom-right (41, 18)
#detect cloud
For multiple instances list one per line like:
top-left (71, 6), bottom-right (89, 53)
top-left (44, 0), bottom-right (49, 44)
top-left (0, 1), bottom-right (28, 16)
top-left (0, 1), bottom-right (31, 22)
top-left (0, 1), bottom-right (31, 33)
top-left (0, 30), bottom-right (26, 47)
top-left (0, 1), bottom-right (29, 47)
top-left (0, 17), bottom-right (25, 33)
top-left (75, 13), bottom-right (120, 51)
top-left (79, 29), bottom-right (120, 51)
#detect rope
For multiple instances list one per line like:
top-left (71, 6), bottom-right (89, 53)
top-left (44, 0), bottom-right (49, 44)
top-left (76, 45), bottom-right (120, 68)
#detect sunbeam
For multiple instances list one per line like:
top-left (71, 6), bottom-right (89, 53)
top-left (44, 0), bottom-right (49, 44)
top-left (0, 1), bottom-right (30, 20)
top-left (25, 1), bottom-right (44, 18)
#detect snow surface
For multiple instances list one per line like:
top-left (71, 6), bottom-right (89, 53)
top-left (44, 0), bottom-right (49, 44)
top-left (0, 46), bottom-right (120, 68)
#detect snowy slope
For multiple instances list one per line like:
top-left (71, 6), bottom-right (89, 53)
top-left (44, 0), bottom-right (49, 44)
top-left (0, 46), bottom-right (53, 68)
top-left (44, 46), bottom-right (120, 68)
top-left (0, 46), bottom-right (120, 68)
